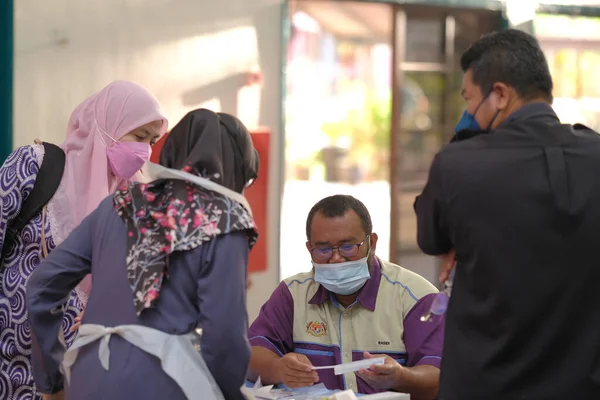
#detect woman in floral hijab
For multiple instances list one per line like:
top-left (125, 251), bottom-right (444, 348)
top-left (26, 109), bottom-right (258, 400)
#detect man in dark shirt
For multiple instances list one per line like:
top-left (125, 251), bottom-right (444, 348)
top-left (415, 29), bottom-right (600, 399)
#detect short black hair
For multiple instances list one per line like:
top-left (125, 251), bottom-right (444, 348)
top-left (460, 29), bottom-right (553, 102)
top-left (305, 195), bottom-right (373, 241)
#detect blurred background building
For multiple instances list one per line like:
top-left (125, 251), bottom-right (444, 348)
top-left (2, 0), bottom-right (600, 321)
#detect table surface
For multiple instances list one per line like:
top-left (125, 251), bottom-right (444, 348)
top-left (243, 381), bottom-right (410, 399)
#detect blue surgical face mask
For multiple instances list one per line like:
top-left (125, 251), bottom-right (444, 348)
top-left (454, 110), bottom-right (481, 133)
top-left (454, 89), bottom-right (499, 135)
top-left (313, 255), bottom-right (371, 295)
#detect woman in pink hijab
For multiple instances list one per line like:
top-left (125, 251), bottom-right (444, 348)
top-left (0, 80), bottom-right (168, 400)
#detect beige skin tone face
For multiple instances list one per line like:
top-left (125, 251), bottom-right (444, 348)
top-left (306, 209), bottom-right (378, 308)
top-left (119, 119), bottom-right (163, 146)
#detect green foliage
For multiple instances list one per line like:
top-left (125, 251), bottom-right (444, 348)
top-left (319, 91), bottom-right (392, 180)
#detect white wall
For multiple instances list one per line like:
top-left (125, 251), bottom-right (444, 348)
top-left (14, 0), bottom-right (283, 322)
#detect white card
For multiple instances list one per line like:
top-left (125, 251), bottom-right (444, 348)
top-left (311, 357), bottom-right (386, 375)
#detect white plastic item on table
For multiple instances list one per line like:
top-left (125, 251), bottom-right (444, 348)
top-left (359, 392), bottom-right (410, 399)
top-left (240, 377), bottom-right (277, 399)
top-left (331, 390), bottom-right (359, 400)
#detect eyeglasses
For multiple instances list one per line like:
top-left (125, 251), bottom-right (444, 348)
top-left (310, 235), bottom-right (370, 263)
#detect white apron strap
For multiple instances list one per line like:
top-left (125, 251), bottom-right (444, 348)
top-left (63, 324), bottom-right (224, 400)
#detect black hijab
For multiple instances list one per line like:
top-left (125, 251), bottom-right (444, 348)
top-left (159, 109), bottom-right (259, 193)
top-left (113, 109), bottom-right (258, 315)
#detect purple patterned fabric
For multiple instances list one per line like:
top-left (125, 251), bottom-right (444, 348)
top-left (0, 146), bottom-right (82, 400)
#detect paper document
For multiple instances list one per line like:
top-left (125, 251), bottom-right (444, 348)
top-left (241, 377), bottom-right (276, 399)
top-left (311, 357), bottom-right (385, 375)
top-left (360, 392), bottom-right (410, 399)
top-left (242, 379), bottom-right (338, 400)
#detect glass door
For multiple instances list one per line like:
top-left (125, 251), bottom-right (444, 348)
top-left (390, 5), bottom-right (501, 285)
top-left (280, 0), bottom-right (394, 280)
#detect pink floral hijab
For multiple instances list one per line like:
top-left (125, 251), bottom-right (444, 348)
top-left (47, 81), bottom-right (168, 303)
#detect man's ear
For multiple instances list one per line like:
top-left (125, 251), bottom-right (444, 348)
top-left (369, 233), bottom-right (378, 252)
top-left (492, 82), bottom-right (511, 110)
top-left (305, 241), bottom-right (312, 253)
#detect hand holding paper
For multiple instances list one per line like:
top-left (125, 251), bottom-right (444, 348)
top-left (355, 352), bottom-right (404, 391)
top-left (311, 356), bottom-right (386, 375)
top-left (276, 352), bottom-right (320, 388)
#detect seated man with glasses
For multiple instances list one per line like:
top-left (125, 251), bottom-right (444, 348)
top-left (247, 195), bottom-right (444, 399)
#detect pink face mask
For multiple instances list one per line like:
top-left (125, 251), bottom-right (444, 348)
top-left (97, 122), bottom-right (151, 180)
top-left (107, 141), bottom-right (151, 180)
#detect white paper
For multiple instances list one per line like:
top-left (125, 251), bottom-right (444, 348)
top-left (242, 381), bottom-right (335, 400)
top-left (331, 389), bottom-right (359, 400)
top-left (360, 392), bottom-right (410, 400)
top-left (272, 383), bottom-right (332, 399)
top-left (311, 357), bottom-right (386, 375)
top-left (242, 385), bottom-right (276, 399)
top-left (249, 377), bottom-right (276, 399)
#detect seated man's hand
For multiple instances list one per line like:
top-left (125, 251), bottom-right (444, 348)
top-left (356, 352), bottom-right (403, 390)
top-left (275, 352), bottom-right (319, 388)
top-left (439, 248), bottom-right (456, 283)
top-left (42, 391), bottom-right (65, 400)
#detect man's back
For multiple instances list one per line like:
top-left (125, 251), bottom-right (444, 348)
top-left (424, 109), bottom-right (600, 398)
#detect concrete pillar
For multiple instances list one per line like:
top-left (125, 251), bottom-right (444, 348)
top-left (0, 0), bottom-right (13, 163)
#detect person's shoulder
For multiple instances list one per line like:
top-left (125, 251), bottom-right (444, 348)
top-left (435, 128), bottom-right (521, 168)
top-left (84, 194), bottom-right (120, 226)
top-left (443, 133), bottom-right (493, 152)
top-left (283, 270), bottom-right (319, 300)
top-left (428, 140), bottom-right (480, 170)
top-left (2, 145), bottom-right (40, 169)
top-left (283, 270), bottom-right (315, 286)
top-left (379, 259), bottom-right (438, 300)
top-left (100, 194), bottom-right (117, 210)
top-left (568, 123), bottom-right (600, 143)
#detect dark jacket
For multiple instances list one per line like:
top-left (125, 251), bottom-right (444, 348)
top-left (415, 103), bottom-right (600, 399)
